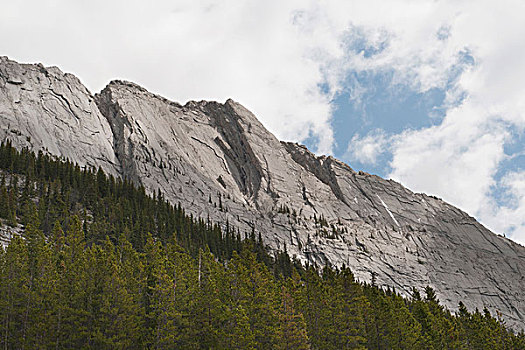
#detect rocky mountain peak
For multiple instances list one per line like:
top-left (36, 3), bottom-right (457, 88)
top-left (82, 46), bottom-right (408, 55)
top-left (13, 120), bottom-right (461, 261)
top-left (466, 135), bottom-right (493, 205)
top-left (0, 57), bottom-right (524, 330)
top-left (0, 56), bottom-right (119, 175)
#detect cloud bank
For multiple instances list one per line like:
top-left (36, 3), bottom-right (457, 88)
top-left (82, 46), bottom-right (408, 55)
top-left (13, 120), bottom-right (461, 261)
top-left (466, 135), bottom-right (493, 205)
top-left (340, 1), bottom-right (525, 245)
top-left (1, 0), bottom-right (524, 244)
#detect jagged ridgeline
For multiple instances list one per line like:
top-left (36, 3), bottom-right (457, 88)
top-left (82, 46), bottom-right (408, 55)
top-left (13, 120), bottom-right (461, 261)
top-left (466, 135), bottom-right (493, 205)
top-left (0, 142), bottom-right (523, 349)
top-left (2, 56), bottom-right (525, 331)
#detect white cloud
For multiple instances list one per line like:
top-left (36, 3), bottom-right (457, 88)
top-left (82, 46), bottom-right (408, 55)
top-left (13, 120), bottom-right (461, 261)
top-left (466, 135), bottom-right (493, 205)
top-left (479, 171), bottom-right (525, 243)
top-left (298, 0), bottom-right (525, 245)
top-left (0, 0), bottom-right (340, 154)
top-left (1, 0), bottom-right (525, 244)
top-left (346, 130), bottom-right (388, 165)
top-left (320, 1), bottom-right (525, 245)
top-left (389, 114), bottom-right (509, 216)
top-left (376, 1), bottom-right (525, 245)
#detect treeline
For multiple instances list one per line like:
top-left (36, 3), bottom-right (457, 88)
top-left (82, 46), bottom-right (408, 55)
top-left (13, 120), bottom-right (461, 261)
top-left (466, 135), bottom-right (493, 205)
top-left (0, 141), bottom-right (523, 349)
top-left (0, 140), bottom-right (272, 263)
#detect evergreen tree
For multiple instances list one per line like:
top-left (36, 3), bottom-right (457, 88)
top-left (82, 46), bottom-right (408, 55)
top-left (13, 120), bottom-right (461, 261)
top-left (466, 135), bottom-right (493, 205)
top-left (276, 286), bottom-right (310, 350)
top-left (0, 143), bottom-right (520, 349)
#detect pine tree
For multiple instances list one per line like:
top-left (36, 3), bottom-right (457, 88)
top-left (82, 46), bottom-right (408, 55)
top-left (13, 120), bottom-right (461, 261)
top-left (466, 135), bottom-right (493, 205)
top-left (275, 286), bottom-right (310, 350)
top-left (224, 304), bottom-right (256, 349)
top-left (0, 236), bottom-right (29, 349)
top-left (55, 215), bottom-right (90, 348)
top-left (189, 248), bottom-right (227, 348)
top-left (334, 268), bottom-right (368, 349)
top-left (0, 175), bottom-right (9, 219)
top-left (386, 294), bottom-right (422, 349)
top-left (233, 246), bottom-right (280, 348)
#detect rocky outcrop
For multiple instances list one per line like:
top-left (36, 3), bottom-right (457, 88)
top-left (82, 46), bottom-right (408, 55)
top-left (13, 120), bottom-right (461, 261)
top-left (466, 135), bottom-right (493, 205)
top-left (1, 57), bottom-right (524, 330)
top-left (0, 56), bottom-right (119, 175)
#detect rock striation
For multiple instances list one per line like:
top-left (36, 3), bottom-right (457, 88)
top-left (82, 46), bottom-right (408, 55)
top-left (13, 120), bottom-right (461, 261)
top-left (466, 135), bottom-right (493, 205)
top-left (0, 56), bottom-right (119, 175)
top-left (1, 57), bottom-right (524, 330)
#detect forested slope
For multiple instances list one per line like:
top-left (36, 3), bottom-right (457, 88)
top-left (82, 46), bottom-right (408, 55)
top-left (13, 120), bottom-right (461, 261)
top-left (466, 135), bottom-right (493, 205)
top-left (2, 57), bottom-right (525, 330)
top-left (0, 142), bottom-right (523, 349)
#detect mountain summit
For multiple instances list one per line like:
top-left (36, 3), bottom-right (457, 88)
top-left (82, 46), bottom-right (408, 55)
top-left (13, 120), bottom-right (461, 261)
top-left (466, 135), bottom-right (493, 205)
top-left (1, 56), bottom-right (524, 330)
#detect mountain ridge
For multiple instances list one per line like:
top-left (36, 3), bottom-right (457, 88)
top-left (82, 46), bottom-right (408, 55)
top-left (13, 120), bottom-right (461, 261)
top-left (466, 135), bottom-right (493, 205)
top-left (0, 56), bottom-right (524, 330)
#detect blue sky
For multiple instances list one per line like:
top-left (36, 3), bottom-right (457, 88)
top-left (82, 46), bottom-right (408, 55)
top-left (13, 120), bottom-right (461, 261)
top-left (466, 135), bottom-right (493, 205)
top-left (324, 71), bottom-right (448, 175)
top-left (1, 0), bottom-right (525, 245)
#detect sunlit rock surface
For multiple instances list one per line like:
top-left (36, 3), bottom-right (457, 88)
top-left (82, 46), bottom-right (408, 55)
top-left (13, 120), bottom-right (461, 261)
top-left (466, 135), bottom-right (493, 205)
top-left (1, 57), bottom-right (524, 330)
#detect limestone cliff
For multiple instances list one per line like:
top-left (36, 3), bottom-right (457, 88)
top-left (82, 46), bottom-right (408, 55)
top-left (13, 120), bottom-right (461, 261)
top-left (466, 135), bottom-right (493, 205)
top-left (0, 56), bottom-right (119, 175)
top-left (1, 57), bottom-right (524, 330)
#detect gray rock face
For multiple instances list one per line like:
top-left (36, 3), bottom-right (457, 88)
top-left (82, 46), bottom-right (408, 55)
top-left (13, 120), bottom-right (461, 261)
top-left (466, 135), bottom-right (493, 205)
top-left (0, 56), bottom-right (119, 175)
top-left (1, 57), bottom-right (524, 330)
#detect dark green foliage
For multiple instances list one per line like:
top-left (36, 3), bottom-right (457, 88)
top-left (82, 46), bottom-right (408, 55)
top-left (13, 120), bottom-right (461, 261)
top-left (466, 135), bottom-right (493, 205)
top-left (0, 141), bottom-right (253, 262)
top-left (0, 142), bottom-right (522, 349)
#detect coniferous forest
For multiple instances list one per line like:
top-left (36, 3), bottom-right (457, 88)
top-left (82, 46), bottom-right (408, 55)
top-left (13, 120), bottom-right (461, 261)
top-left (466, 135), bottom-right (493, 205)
top-left (0, 141), bottom-right (523, 349)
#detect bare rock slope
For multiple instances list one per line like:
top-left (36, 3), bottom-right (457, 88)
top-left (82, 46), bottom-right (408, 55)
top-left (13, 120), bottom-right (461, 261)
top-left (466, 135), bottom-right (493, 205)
top-left (1, 57), bottom-right (524, 330)
top-left (0, 56), bottom-right (119, 175)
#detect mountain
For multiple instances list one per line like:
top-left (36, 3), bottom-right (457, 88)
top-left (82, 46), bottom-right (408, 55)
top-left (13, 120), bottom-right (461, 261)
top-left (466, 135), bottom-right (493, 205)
top-left (1, 143), bottom-right (521, 348)
top-left (1, 56), bottom-right (524, 330)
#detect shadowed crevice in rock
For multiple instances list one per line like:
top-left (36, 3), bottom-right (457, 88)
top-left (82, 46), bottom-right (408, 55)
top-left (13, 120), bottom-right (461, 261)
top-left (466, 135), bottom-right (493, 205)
top-left (282, 141), bottom-right (349, 205)
top-left (95, 81), bottom-right (142, 186)
top-left (204, 101), bottom-right (264, 199)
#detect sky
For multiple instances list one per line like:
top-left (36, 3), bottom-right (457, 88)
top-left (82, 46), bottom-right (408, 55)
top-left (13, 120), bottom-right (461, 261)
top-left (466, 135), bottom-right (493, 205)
top-left (1, 0), bottom-right (525, 245)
